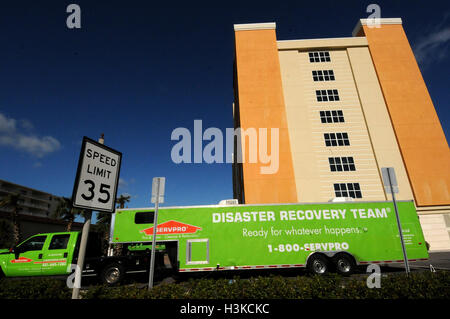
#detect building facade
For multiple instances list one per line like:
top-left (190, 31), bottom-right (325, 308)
top-left (0, 179), bottom-right (83, 241)
top-left (0, 179), bottom-right (61, 218)
top-left (232, 19), bottom-right (450, 251)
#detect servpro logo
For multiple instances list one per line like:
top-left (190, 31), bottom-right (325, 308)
top-left (10, 257), bottom-right (33, 263)
top-left (140, 220), bottom-right (202, 235)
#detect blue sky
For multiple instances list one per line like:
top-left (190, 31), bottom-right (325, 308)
top-left (0, 1), bottom-right (449, 222)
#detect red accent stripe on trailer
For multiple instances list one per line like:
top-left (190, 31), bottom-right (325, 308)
top-left (33, 260), bottom-right (66, 264)
top-left (180, 263), bottom-right (308, 272)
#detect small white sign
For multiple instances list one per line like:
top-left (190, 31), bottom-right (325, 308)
top-left (151, 177), bottom-right (165, 204)
top-left (72, 137), bottom-right (122, 212)
top-left (381, 167), bottom-right (399, 194)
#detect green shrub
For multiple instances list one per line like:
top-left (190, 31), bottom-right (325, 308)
top-left (0, 277), bottom-right (71, 299)
top-left (1, 271), bottom-right (449, 299)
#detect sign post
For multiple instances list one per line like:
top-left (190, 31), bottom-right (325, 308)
top-left (71, 135), bottom-right (122, 299)
top-left (148, 177), bottom-right (165, 290)
top-left (381, 167), bottom-right (410, 275)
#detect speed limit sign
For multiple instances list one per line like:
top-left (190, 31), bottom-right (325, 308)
top-left (71, 136), bottom-right (122, 212)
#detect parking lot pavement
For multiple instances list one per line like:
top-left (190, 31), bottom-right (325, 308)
top-left (387, 251), bottom-right (450, 271)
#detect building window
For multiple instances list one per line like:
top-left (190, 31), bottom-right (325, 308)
top-left (320, 110), bottom-right (344, 123)
top-left (329, 157), bottom-right (356, 172)
top-left (334, 183), bottom-right (362, 198)
top-left (312, 70), bottom-right (335, 81)
top-left (324, 133), bottom-right (350, 146)
top-left (309, 51), bottom-right (331, 62)
top-left (316, 89), bottom-right (340, 102)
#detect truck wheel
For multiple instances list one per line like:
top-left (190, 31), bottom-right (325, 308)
top-left (307, 254), bottom-right (329, 275)
top-left (332, 253), bottom-right (355, 276)
top-left (101, 263), bottom-right (124, 285)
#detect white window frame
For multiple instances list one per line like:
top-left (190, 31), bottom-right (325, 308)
top-left (186, 239), bottom-right (209, 265)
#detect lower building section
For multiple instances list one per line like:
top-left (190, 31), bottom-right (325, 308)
top-left (418, 207), bottom-right (450, 251)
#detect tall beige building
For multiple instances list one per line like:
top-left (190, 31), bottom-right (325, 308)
top-left (232, 19), bottom-right (450, 251)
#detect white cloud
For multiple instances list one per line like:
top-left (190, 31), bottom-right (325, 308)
top-left (19, 119), bottom-right (34, 130)
top-left (413, 16), bottom-right (450, 66)
top-left (0, 112), bottom-right (61, 158)
top-left (33, 162), bottom-right (42, 168)
top-left (118, 178), bottom-right (128, 189)
top-left (0, 113), bottom-right (16, 133)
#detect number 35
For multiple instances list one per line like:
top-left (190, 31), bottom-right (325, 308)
top-left (81, 179), bottom-right (111, 203)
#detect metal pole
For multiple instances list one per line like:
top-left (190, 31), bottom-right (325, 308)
top-left (388, 168), bottom-right (410, 275)
top-left (148, 179), bottom-right (160, 290)
top-left (71, 210), bottom-right (91, 299)
top-left (71, 134), bottom-right (104, 299)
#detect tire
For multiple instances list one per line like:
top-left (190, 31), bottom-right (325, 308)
top-left (307, 254), bottom-right (329, 275)
top-left (332, 253), bottom-right (356, 276)
top-left (101, 262), bottom-right (125, 285)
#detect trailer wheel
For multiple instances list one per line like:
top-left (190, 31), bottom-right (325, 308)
top-left (101, 263), bottom-right (124, 285)
top-left (332, 253), bottom-right (356, 276)
top-left (307, 254), bottom-right (329, 275)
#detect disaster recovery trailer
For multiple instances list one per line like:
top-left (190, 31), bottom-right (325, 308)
top-left (111, 200), bottom-right (429, 277)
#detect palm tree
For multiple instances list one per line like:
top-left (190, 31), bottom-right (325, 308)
top-left (0, 218), bottom-right (14, 248)
top-left (106, 194), bottom-right (131, 256)
top-left (96, 194), bottom-right (130, 242)
top-left (96, 211), bottom-right (112, 254)
top-left (51, 197), bottom-right (86, 231)
top-left (116, 194), bottom-right (131, 209)
top-left (0, 193), bottom-right (22, 244)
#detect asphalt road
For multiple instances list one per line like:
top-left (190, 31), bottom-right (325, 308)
top-left (387, 251), bottom-right (450, 271)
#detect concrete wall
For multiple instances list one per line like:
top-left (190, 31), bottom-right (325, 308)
top-left (357, 20), bottom-right (450, 207)
top-left (234, 23), bottom-right (297, 204)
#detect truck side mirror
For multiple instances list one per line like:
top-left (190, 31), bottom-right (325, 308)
top-left (12, 247), bottom-right (20, 259)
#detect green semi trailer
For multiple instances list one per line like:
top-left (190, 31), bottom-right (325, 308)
top-left (111, 200), bottom-right (429, 276)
